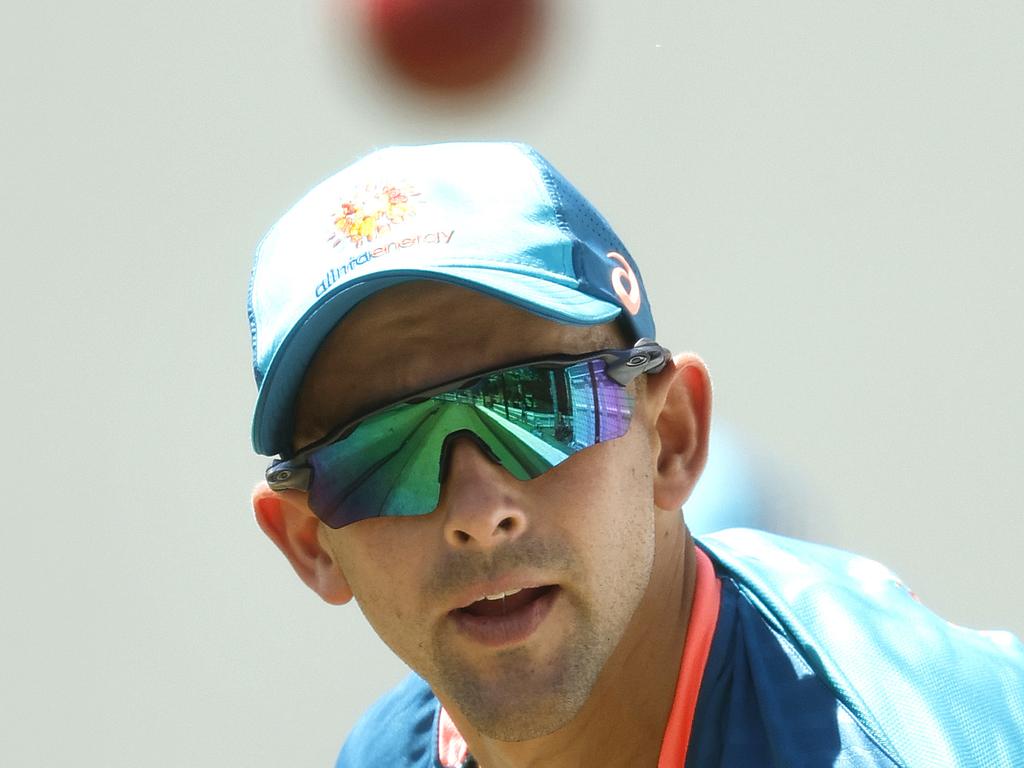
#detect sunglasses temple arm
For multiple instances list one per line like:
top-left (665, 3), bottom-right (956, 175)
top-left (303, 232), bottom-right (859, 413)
top-left (265, 459), bottom-right (312, 492)
top-left (604, 340), bottom-right (671, 386)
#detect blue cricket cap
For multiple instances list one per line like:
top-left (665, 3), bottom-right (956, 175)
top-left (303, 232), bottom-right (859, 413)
top-left (249, 142), bottom-right (657, 457)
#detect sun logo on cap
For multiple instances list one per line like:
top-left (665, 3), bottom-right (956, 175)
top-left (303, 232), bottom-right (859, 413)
top-left (328, 183), bottom-right (421, 248)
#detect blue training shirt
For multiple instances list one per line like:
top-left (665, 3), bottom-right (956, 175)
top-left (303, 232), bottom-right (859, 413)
top-left (337, 530), bottom-right (1024, 767)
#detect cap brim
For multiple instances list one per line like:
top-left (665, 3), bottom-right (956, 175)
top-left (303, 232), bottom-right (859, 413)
top-left (251, 266), bottom-right (622, 456)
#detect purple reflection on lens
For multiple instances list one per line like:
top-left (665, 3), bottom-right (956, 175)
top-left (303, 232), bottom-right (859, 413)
top-left (565, 360), bottom-right (634, 448)
top-left (592, 360), bottom-right (632, 441)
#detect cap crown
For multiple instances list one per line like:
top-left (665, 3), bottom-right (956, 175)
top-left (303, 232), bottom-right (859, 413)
top-left (249, 142), bottom-right (655, 456)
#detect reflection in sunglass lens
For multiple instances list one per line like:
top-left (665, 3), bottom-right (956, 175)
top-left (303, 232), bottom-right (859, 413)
top-left (306, 359), bottom-right (635, 528)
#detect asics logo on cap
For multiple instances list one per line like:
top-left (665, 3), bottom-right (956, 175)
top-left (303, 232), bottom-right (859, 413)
top-left (327, 182), bottom-right (421, 248)
top-left (608, 251), bottom-right (641, 315)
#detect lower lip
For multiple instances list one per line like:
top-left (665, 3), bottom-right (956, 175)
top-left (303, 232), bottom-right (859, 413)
top-left (450, 587), bottom-right (559, 647)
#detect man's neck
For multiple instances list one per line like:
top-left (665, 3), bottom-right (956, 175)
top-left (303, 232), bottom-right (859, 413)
top-left (449, 520), bottom-right (697, 768)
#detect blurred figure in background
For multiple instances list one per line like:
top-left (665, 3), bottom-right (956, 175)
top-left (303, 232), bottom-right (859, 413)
top-left (686, 423), bottom-right (801, 537)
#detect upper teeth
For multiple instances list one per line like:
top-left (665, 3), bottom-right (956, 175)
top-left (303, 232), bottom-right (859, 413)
top-left (483, 588), bottom-right (522, 601)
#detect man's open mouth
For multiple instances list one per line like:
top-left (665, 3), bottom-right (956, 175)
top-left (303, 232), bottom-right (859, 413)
top-left (451, 585), bottom-right (560, 646)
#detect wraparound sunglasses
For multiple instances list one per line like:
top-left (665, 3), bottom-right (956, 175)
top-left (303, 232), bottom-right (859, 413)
top-left (267, 339), bottom-right (671, 528)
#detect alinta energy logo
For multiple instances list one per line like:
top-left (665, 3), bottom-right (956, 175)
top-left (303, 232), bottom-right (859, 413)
top-left (315, 181), bottom-right (455, 298)
top-left (327, 182), bottom-right (421, 248)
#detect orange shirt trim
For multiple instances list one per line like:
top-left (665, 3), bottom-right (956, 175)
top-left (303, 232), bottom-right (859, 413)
top-left (657, 546), bottom-right (722, 768)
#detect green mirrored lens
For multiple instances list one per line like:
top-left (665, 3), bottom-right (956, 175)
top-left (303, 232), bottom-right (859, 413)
top-left (308, 359), bottom-right (633, 527)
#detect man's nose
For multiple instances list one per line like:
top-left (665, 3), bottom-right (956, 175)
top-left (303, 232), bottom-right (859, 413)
top-left (437, 431), bottom-right (528, 550)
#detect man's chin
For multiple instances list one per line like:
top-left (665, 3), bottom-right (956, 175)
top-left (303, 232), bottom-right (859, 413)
top-left (433, 632), bottom-right (605, 742)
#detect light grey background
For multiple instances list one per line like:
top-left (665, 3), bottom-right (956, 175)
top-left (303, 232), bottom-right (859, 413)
top-left (3, 1), bottom-right (1021, 765)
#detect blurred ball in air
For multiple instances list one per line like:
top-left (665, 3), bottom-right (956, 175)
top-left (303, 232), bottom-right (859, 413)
top-left (363, 0), bottom-right (544, 91)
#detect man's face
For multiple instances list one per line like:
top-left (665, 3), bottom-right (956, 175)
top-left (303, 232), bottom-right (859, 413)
top-left (294, 282), bottom-right (663, 741)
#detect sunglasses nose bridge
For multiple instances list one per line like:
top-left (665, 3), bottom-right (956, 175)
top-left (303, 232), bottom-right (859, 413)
top-left (437, 429), bottom-right (503, 486)
top-left (436, 429), bottom-right (529, 549)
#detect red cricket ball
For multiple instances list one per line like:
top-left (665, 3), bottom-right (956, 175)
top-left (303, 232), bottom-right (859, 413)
top-left (364, 0), bottom-right (543, 91)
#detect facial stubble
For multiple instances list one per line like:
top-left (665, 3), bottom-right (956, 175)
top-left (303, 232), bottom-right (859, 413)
top-left (428, 532), bottom-right (653, 742)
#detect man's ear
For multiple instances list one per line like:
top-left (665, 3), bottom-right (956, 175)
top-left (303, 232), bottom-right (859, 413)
top-left (252, 483), bottom-right (353, 605)
top-left (646, 353), bottom-right (712, 511)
